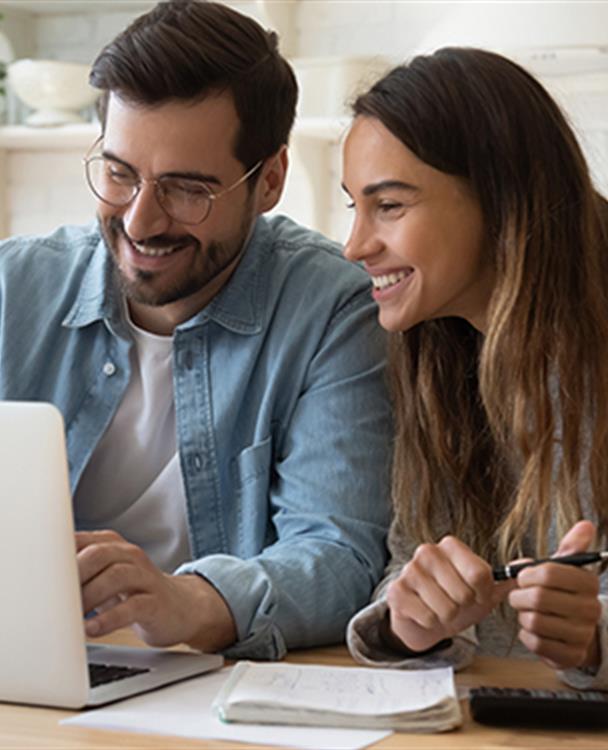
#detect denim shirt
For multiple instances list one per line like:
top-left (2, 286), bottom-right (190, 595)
top-left (0, 215), bottom-right (392, 660)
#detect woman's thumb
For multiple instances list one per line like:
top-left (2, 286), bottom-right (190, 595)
top-left (555, 520), bottom-right (596, 556)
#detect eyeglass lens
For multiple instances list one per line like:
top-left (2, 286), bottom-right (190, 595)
top-left (85, 156), bottom-right (214, 224)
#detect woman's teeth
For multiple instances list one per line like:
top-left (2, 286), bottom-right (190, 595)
top-left (372, 269), bottom-right (413, 290)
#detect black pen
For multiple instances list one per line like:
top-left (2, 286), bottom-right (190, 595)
top-left (493, 550), bottom-right (608, 581)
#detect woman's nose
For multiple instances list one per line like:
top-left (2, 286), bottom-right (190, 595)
top-left (344, 217), bottom-right (383, 263)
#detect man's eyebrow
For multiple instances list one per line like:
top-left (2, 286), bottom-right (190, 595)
top-left (101, 149), bottom-right (222, 186)
top-left (101, 149), bottom-right (134, 171)
top-left (162, 170), bottom-right (222, 186)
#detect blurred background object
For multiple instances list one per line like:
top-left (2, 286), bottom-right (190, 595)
top-left (0, 0), bottom-right (605, 242)
top-left (8, 59), bottom-right (99, 127)
top-left (0, 13), bottom-right (14, 124)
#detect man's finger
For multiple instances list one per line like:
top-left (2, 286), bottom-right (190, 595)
top-left (84, 593), bottom-right (153, 638)
top-left (81, 562), bottom-right (147, 614)
top-left (75, 529), bottom-right (124, 551)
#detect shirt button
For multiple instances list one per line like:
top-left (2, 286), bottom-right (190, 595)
top-left (102, 361), bottom-right (116, 376)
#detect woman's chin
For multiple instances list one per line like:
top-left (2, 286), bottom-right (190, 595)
top-left (378, 310), bottom-right (419, 334)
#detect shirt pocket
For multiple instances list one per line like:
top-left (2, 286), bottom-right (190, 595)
top-left (233, 436), bottom-right (273, 557)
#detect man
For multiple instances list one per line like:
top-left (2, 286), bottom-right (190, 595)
top-left (0, 0), bottom-right (391, 659)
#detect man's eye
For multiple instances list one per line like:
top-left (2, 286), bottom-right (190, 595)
top-left (108, 166), bottom-right (136, 184)
top-left (165, 181), bottom-right (210, 199)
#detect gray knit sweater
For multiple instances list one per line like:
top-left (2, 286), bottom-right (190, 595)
top-left (347, 521), bottom-right (608, 690)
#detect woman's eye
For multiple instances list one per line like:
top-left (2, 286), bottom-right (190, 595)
top-left (345, 201), bottom-right (355, 210)
top-left (378, 202), bottom-right (402, 213)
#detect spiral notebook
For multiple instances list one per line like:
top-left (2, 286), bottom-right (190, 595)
top-left (212, 661), bottom-right (462, 732)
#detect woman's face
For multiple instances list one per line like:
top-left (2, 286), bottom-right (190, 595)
top-left (342, 116), bottom-right (494, 334)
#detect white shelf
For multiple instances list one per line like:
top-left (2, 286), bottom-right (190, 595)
top-left (0, 118), bottom-right (350, 151)
top-left (0, 123), bottom-right (100, 150)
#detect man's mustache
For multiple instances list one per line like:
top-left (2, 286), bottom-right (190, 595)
top-left (106, 216), bottom-right (199, 251)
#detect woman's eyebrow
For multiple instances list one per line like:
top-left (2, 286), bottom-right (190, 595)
top-left (361, 179), bottom-right (420, 196)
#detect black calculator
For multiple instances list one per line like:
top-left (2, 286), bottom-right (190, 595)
top-left (469, 686), bottom-right (608, 729)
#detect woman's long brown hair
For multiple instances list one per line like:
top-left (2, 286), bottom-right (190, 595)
top-left (353, 48), bottom-right (608, 563)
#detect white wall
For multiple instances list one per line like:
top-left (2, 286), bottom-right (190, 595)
top-left (5, 146), bottom-right (96, 237)
top-left (291, 1), bottom-right (608, 242)
top-left (296, 1), bottom-right (608, 60)
top-left (1, 0), bottom-right (607, 242)
top-left (33, 9), bottom-right (147, 63)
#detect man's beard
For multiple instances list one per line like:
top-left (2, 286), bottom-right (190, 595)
top-left (100, 213), bottom-right (253, 308)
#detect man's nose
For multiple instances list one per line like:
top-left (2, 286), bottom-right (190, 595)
top-left (121, 182), bottom-right (172, 241)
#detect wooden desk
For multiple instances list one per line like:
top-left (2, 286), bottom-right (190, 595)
top-left (1, 631), bottom-right (606, 749)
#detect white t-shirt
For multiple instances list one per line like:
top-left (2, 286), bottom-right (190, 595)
top-left (74, 312), bottom-right (192, 573)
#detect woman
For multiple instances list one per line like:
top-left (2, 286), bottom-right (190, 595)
top-left (342, 47), bottom-right (608, 689)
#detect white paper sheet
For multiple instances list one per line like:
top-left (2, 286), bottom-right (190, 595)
top-left (62, 666), bottom-right (391, 750)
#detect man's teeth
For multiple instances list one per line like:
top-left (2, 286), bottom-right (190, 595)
top-left (372, 270), bottom-right (412, 290)
top-left (132, 242), bottom-right (181, 257)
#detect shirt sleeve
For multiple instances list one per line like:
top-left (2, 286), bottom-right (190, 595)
top-left (177, 289), bottom-right (393, 659)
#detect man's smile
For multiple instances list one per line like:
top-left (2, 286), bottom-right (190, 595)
top-left (131, 240), bottom-right (192, 257)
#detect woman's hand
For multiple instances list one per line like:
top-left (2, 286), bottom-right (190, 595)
top-left (386, 535), bottom-right (513, 653)
top-left (508, 520), bottom-right (602, 670)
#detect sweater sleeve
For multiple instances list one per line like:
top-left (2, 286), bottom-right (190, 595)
top-left (347, 498), bottom-right (608, 679)
top-left (346, 517), bottom-right (478, 670)
top-left (347, 597), bottom-right (478, 669)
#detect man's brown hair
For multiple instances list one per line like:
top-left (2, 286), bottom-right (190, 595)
top-left (90, 0), bottom-right (298, 171)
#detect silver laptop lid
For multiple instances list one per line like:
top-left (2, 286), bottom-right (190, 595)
top-left (0, 401), bottom-right (89, 707)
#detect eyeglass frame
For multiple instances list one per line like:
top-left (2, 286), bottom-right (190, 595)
top-left (82, 137), bottom-right (263, 226)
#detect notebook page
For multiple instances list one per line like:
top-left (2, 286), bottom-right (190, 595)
top-left (223, 663), bottom-right (455, 715)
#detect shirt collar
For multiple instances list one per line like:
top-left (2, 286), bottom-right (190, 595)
top-left (62, 216), bottom-right (271, 337)
top-left (179, 216), bottom-right (270, 335)
top-left (62, 229), bottom-right (127, 337)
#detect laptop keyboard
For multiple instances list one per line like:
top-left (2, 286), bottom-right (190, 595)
top-left (88, 662), bottom-right (151, 688)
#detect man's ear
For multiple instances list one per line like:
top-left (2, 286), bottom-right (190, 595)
top-left (254, 146), bottom-right (288, 214)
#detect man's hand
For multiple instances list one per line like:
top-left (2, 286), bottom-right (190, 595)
top-left (508, 520), bottom-right (602, 670)
top-left (76, 530), bottom-right (237, 653)
top-left (386, 536), bottom-right (513, 653)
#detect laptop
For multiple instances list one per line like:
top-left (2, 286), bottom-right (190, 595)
top-left (0, 400), bottom-right (223, 709)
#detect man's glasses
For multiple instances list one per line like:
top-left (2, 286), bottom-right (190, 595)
top-left (83, 140), bottom-right (262, 226)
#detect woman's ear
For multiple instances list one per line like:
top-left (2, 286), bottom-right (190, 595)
top-left (254, 146), bottom-right (288, 214)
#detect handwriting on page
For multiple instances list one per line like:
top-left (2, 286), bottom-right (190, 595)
top-left (227, 664), bottom-right (454, 715)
